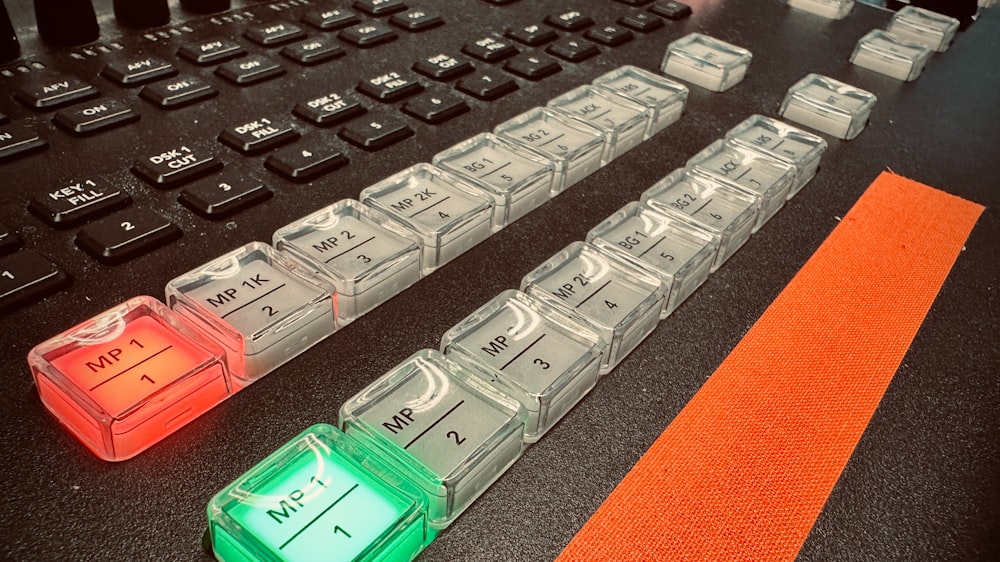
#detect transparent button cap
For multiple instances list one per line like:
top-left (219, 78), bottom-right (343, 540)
top-left (547, 85), bottom-right (649, 163)
top-left (441, 289), bottom-right (604, 442)
top-left (786, 0), bottom-right (855, 20)
top-left (641, 168), bottom-right (757, 270)
top-left (888, 5), bottom-right (960, 51)
top-left (779, 73), bottom-right (877, 140)
top-left (592, 65), bottom-right (688, 137)
top-left (360, 163), bottom-right (494, 275)
top-left (850, 29), bottom-right (932, 81)
top-left (725, 114), bottom-right (827, 196)
top-left (521, 241), bottom-right (664, 373)
top-left (339, 349), bottom-right (525, 528)
top-left (274, 199), bottom-right (421, 325)
top-left (493, 107), bottom-right (605, 193)
top-left (165, 242), bottom-right (335, 384)
top-left (433, 133), bottom-right (554, 230)
top-left (660, 32), bottom-right (752, 92)
top-left (587, 202), bottom-right (717, 318)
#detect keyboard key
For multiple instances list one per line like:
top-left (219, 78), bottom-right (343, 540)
top-left (649, 1), bottom-right (693, 19)
top-left (353, 0), bottom-right (407, 16)
top-left (413, 53), bottom-right (474, 81)
top-left (661, 32), bottom-right (752, 92)
top-left (0, 251), bottom-right (70, 313)
top-left (76, 208), bottom-right (182, 264)
top-left (850, 29), bottom-right (931, 82)
top-left (15, 74), bottom-right (99, 110)
top-left (179, 172), bottom-right (272, 219)
top-left (887, 5), bottom-right (959, 52)
top-left (584, 24), bottom-right (634, 46)
top-left (401, 90), bottom-right (469, 124)
top-left (219, 116), bottom-right (300, 155)
top-left (456, 70), bottom-right (518, 100)
top-left (503, 53), bottom-right (561, 80)
top-left (215, 54), bottom-right (285, 86)
top-left (725, 114), bottom-right (827, 196)
top-left (356, 71), bottom-right (423, 102)
top-left (165, 242), bottom-right (335, 382)
top-left (494, 106), bottom-right (606, 192)
top-left (28, 296), bottom-right (229, 460)
top-left (28, 175), bottom-right (132, 228)
top-left (339, 115), bottom-right (413, 150)
top-left (302, 8), bottom-right (360, 31)
top-left (206, 424), bottom-right (430, 562)
top-left (618, 12), bottom-right (664, 32)
top-left (462, 36), bottom-right (518, 62)
top-left (390, 8), bottom-right (443, 31)
top-left (0, 123), bottom-right (47, 161)
top-left (273, 199), bottom-right (421, 325)
top-left (264, 137), bottom-right (349, 181)
top-left (441, 289), bottom-right (604, 442)
top-left (548, 85), bottom-right (649, 162)
top-left (787, 0), bottom-right (855, 20)
top-left (339, 349), bottom-right (526, 527)
top-left (779, 73), bottom-right (877, 140)
top-left (545, 11), bottom-right (594, 31)
top-left (101, 55), bottom-right (177, 86)
top-left (592, 65), bottom-right (688, 137)
top-left (506, 24), bottom-right (558, 46)
top-left (546, 38), bottom-right (600, 62)
top-left (280, 37), bottom-right (345, 65)
top-left (338, 22), bottom-right (398, 47)
top-left (243, 21), bottom-right (306, 47)
top-left (178, 37), bottom-right (245, 65)
top-left (293, 91), bottom-right (367, 126)
top-left (640, 168), bottom-right (757, 270)
top-left (53, 97), bottom-right (140, 136)
top-left (360, 163), bottom-right (493, 274)
top-left (521, 241), bottom-right (665, 373)
top-left (433, 132), bottom-right (554, 230)
top-left (0, 223), bottom-right (22, 254)
top-left (686, 139), bottom-right (795, 230)
top-left (587, 202), bottom-right (716, 317)
top-left (133, 143), bottom-right (223, 188)
top-left (139, 74), bottom-right (218, 108)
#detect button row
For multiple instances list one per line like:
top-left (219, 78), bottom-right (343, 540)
top-left (202, 110), bottom-right (824, 560)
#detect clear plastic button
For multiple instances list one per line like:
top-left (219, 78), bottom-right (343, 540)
top-left (641, 168), bottom-right (757, 270)
top-left (725, 114), bottom-right (827, 197)
top-left (660, 33), bottom-right (752, 92)
top-left (441, 289), bottom-right (604, 442)
top-left (165, 242), bottom-right (335, 385)
top-left (887, 5), bottom-right (960, 52)
top-left (521, 242), bottom-right (665, 373)
top-left (547, 85), bottom-right (649, 163)
top-left (779, 73), bottom-right (877, 140)
top-left (28, 296), bottom-right (230, 461)
top-left (786, 0), bottom-right (855, 20)
top-left (850, 29), bottom-right (932, 81)
top-left (273, 199), bottom-right (422, 326)
top-left (592, 65), bottom-right (689, 138)
top-left (206, 424), bottom-right (433, 562)
top-left (493, 107), bottom-right (605, 193)
top-left (433, 133), bottom-right (554, 230)
top-left (339, 349), bottom-right (526, 528)
top-left (587, 203), bottom-right (717, 318)
top-left (360, 164), bottom-right (494, 275)
top-left (686, 139), bottom-right (796, 230)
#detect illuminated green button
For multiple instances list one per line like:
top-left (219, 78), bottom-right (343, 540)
top-left (207, 424), bottom-right (432, 562)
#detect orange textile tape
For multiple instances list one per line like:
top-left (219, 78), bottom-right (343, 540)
top-left (557, 171), bottom-right (985, 562)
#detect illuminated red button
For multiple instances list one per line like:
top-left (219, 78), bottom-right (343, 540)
top-left (28, 296), bottom-right (231, 461)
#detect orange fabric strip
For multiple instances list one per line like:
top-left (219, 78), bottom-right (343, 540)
top-left (557, 172), bottom-right (984, 562)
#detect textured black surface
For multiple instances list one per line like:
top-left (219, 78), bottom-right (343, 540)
top-left (0, 1), bottom-right (997, 560)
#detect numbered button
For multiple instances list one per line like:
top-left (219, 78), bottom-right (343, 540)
top-left (0, 250), bottom-right (70, 314)
top-left (660, 32), bottom-right (752, 92)
top-left (521, 242), bottom-right (665, 373)
top-left (778, 73), bottom-right (877, 140)
top-left (75, 208), bottom-right (181, 264)
top-left (547, 85), bottom-right (649, 163)
top-left (165, 242), bottom-right (335, 383)
top-left (339, 115), bottom-right (413, 151)
top-left (339, 349), bottom-right (526, 527)
top-left (274, 199), bottom-right (421, 325)
top-left (725, 114), bottom-right (827, 196)
top-left (28, 296), bottom-right (229, 460)
top-left (592, 65), bottom-right (688, 138)
top-left (360, 163), bottom-right (494, 274)
top-left (207, 424), bottom-right (431, 562)
top-left (442, 289), bottom-right (605, 442)
top-left (402, 90), bottom-right (470, 124)
top-left (179, 172), bottom-right (272, 219)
